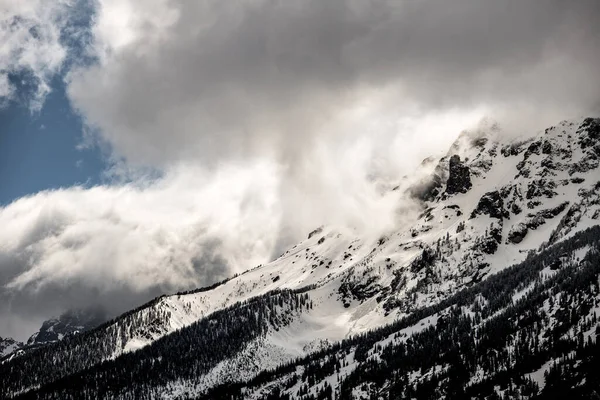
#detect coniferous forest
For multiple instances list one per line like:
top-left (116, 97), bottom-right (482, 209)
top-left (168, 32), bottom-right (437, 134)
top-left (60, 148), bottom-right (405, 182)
top-left (3, 226), bottom-right (599, 399)
top-left (198, 226), bottom-right (600, 400)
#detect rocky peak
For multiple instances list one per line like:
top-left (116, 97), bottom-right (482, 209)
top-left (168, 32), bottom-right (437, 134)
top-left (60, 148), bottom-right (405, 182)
top-left (449, 118), bottom-right (500, 155)
top-left (0, 337), bottom-right (23, 357)
top-left (27, 307), bottom-right (108, 345)
top-left (576, 117), bottom-right (600, 158)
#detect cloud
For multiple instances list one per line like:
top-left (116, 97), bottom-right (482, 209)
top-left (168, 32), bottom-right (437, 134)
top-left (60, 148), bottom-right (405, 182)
top-left (0, 162), bottom-right (276, 338)
top-left (0, 139), bottom-right (437, 339)
top-left (0, 105), bottom-right (486, 341)
top-left (0, 0), bottom-right (77, 109)
top-left (67, 0), bottom-right (600, 167)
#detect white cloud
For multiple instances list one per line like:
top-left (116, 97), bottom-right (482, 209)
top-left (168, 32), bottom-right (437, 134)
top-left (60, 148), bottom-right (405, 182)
top-left (0, 0), bottom-right (72, 109)
top-left (0, 143), bottom-right (424, 339)
top-left (92, 0), bottom-right (179, 57)
top-left (2, 162), bottom-right (279, 293)
top-left (0, 162), bottom-right (277, 338)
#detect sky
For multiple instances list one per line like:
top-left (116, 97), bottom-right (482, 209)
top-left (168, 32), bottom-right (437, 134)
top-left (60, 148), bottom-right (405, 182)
top-left (0, 75), bottom-right (105, 205)
top-left (0, 0), bottom-right (599, 340)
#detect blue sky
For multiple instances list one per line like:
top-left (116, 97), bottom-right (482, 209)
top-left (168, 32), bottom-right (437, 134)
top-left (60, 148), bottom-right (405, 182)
top-left (0, 0), bottom-right (104, 206)
top-left (0, 75), bottom-right (105, 205)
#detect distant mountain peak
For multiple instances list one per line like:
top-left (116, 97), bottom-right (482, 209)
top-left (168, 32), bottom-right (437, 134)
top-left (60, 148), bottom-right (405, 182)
top-left (0, 336), bottom-right (22, 358)
top-left (27, 307), bottom-right (108, 345)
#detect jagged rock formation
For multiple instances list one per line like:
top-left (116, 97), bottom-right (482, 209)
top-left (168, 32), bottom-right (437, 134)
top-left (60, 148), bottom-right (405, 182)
top-left (27, 308), bottom-right (108, 345)
top-left (445, 155), bottom-right (472, 195)
top-left (470, 190), bottom-right (508, 220)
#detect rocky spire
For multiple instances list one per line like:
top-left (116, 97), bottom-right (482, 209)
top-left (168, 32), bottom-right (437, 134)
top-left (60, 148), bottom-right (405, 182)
top-left (445, 155), bottom-right (472, 195)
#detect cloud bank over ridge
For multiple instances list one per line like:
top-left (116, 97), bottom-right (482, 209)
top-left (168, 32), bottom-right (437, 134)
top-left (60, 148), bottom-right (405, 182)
top-left (69, 0), bottom-right (600, 166)
top-left (1, 0), bottom-right (599, 339)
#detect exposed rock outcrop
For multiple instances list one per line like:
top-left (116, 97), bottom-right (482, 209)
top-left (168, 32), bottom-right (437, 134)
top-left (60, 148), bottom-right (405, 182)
top-left (506, 202), bottom-right (569, 244)
top-left (27, 308), bottom-right (107, 345)
top-left (307, 226), bottom-right (323, 239)
top-left (507, 223), bottom-right (528, 244)
top-left (445, 155), bottom-right (472, 195)
top-left (471, 191), bottom-right (508, 220)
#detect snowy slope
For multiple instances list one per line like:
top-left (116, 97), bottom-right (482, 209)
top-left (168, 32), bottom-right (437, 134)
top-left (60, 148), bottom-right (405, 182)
top-left (226, 227), bottom-right (600, 400)
top-left (147, 116), bottom-right (600, 395)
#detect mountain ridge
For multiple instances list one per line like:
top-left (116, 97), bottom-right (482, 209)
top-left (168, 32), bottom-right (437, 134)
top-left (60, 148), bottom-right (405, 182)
top-left (2, 116), bottom-right (599, 399)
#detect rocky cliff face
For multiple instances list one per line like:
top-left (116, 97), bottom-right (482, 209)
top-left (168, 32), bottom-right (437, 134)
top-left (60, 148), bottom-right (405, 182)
top-left (445, 155), bottom-right (472, 195)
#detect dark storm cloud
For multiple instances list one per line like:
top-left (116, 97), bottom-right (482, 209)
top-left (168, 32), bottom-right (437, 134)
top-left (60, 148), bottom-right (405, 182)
top-left (68, 0), bottom-right (600, 166)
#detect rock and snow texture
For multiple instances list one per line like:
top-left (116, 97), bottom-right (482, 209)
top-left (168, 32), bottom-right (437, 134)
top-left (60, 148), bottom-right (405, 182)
top-left (2, 117), bottom-right (600, 398)
top-left (27, 308), bottom-right (108, 345)
top-left (1, 308), bottom-right (107, 360)
top-left (0, 337), bottom-right (22, 357)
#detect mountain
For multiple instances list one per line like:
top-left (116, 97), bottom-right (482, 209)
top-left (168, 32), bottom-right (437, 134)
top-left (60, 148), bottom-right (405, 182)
top-left (0, 337), bottom-right (22, 358)
top-left (26, 307), bottom-right (108, 346)
top-left (2, 117), bottom-right (599, 399)
top-left (0, 307), bottom-right (108, 362)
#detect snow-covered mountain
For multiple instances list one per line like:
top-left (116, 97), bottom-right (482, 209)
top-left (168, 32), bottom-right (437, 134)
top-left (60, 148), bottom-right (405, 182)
top-left (0, 336), bottom-right (22, 358)
top-left (2, 117), bottom-right (599, 399)
top-left (0, 308), bottom-right (107, 362)
top-left (27, 307), bottom-right (108, 345)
